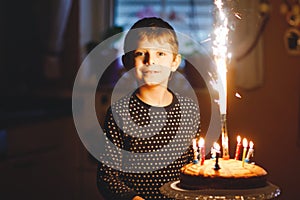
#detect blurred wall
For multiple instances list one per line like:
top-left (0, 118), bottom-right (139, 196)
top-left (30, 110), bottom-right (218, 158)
top-left (226, 1), bottom-right (300, 199)
top-left (89, 1), bottom-right (300, 199)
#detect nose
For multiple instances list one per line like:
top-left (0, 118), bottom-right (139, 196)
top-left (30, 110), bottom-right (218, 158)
top-left (144, 52), bottom-right (155, 65)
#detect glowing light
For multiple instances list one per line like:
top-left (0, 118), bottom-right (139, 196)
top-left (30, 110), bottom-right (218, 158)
top-left (211, 0), bottom-right (231, 160)
top-left (234, 135), bottom-right (242, 160)
top-left (249, 141), bottom-right (254, 149)
top-left (243, 138), bottom-right (248, 148)
top-left (192, 139), bottom-right (197, 150)
top-left (235, 92), bottom-right (242, 98)
top-left (198, 137), bottom-right (205, 165)
top-left (234, 12), bottom-right (242, 20)
top-left (198, 137), bottom-right (205, 147)
top-left (246, 141), bottom-right (254, 162)
top-left (237, 135), bottom-right (241, 143)
top-left (212, 0), bottom-right (230, 115)
top-left (213, 142), bottom-right (221, 151)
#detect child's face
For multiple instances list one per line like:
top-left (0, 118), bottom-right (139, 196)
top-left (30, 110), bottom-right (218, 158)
top-left (132, 37), bottom-right (181, 87)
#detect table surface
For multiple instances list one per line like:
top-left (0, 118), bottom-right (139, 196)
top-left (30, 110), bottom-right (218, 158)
top-left (160, 180), bottom-right (281, 200)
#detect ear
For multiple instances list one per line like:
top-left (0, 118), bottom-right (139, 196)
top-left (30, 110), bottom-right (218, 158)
top-left (171, 54), bottom-right (181, 72)
top-left (122, 53), bottom-right (134, 71)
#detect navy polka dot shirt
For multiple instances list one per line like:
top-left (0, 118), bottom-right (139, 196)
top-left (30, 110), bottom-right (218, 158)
top-left (97, 90), bottom-right (200, 200)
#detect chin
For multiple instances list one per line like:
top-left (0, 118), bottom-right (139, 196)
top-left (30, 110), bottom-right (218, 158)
top-left (143, 78), bottom-right (168, 86)
top-left (144, 82), bottom-right (160, 87)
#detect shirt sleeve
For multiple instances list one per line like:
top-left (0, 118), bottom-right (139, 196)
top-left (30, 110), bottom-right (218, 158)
top-left (96, 107), bottom-right (138, 200)
top-left (187, 99), bottom-right (201, 163)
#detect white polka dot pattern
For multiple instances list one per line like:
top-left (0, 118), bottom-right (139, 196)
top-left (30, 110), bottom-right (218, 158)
top-left (97, 90), bottom-right (200, 200)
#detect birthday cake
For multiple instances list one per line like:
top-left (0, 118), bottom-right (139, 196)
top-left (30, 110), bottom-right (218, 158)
top-left (179, 159), bottom-right (268, 190)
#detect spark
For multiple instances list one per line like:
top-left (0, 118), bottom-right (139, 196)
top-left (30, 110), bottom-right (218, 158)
top-left (235, 92), bottom-right (242, 99)
top-left (212, 0), bottom-right (229, 115)
top-left (234, 12), bottom-right (242, 20)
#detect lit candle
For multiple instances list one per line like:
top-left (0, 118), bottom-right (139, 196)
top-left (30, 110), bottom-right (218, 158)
top-left (234, 135), bottom-right (242, 160)
top-left (211, 146), bottom-right (216, 159)
top-left (242, 138), bottom-right (248, 167)
top-left (213, 142), bottom-right (221, 170)
top-left (193, 138), bottom-right (197, 149)
top-left (245, 141), bottom-right (254, 163)
top-left (198, 137), bottom-right (205, 165)
top-left (192, 139), bottom-right (198, 164)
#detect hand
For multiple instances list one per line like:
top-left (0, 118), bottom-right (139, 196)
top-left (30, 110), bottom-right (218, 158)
top-left (132, 196), bottom-right (145, 200)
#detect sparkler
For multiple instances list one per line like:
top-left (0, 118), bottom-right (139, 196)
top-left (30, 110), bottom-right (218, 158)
top-left (212, 0), bottom-right (230, 159)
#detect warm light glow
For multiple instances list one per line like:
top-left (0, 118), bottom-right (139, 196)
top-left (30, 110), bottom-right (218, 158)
top-left (193, 139), bottom-right (197, 149)
top-left (243, 138), bottom-right (248, 148)
top-left (222, 134), bottom-right (229, 148)
top-left (198, 137), bottom-right (205, 148)
top-left (214, 142), bottom-right (221, 151)
top-left (235, 135), bottom-right (242, 160)
top-left (235, 92), bottom-right (242, 98)
top-left (237, 135), bottom-right (241, 144)
top-left (212, 0), bottom-right (229, 115)
top-left (249, 141), bottom-right (254, 149)
top-left (234, 12), bottom-right (242, 20)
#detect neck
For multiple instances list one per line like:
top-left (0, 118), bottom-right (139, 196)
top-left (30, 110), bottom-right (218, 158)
top-left (136, 85), bottom-right (173, 107)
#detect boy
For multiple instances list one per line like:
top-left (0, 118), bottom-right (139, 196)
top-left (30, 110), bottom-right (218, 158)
top-left (97, 17), bottom-right (200, 200)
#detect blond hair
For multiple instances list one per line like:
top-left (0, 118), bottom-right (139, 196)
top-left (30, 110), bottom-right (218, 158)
top-left (123, 17), bottom-right (179, 55)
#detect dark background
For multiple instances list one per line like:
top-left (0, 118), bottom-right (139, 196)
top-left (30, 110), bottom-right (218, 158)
top-left (0, 0), bottom-right (299, 200)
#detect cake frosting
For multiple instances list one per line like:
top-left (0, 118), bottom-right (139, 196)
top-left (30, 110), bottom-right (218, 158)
top-left (179, 159), bottom-right (268, 190)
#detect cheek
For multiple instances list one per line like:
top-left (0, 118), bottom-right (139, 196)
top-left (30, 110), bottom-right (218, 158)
top-left (133, 58), bottom-right (144, 67)
top-left (162, 67), bottom-right (172, 74)
top-left (134, 66), bottom-right (143, 77)
top-left (163, 59), bottom-right (176, 69)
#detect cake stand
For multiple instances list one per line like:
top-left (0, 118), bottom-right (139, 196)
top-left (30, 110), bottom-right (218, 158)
top-left (159, 180), bottom-right (280, 200)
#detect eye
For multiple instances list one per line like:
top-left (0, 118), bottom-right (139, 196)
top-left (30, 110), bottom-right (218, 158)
top-left (134, 51), bottom-right (145, 57)
top-left (158, 52), bottom-right (166, 56)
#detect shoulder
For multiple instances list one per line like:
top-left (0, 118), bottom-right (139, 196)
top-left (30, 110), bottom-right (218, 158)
top-left (103, 94), bottom-right (133, 128)
top-left (110, 92), bottom-right (132, 110)
top-left (108, 91), bottom-right (143, 118)
top-left (174, 92), bottom-right (199, 109)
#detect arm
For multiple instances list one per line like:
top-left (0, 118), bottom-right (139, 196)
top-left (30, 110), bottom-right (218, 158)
top-left (97, 107), bottom-right (139, 200)
top-left (97, 162), bottom-right (137, 200)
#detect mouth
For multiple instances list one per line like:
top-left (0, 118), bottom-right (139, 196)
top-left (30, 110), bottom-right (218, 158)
top-left (142, 70), bottom-right (160, 75)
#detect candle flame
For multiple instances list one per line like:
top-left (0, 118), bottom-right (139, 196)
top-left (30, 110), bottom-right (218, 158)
top-left (193, 139), bottom-right (197, 149)
top-left (242, 138), bottom-right (248, 148)
top-left (237, 135), bottom-right (241, 143)
top-left (249, 141), bottom-right (254, 149)
top-left (212, 0), bottom-right (229, 115)
top-left (198, 137), bottom-right (205, 147)
top-left (214, 142), bottom-right (221, 151)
